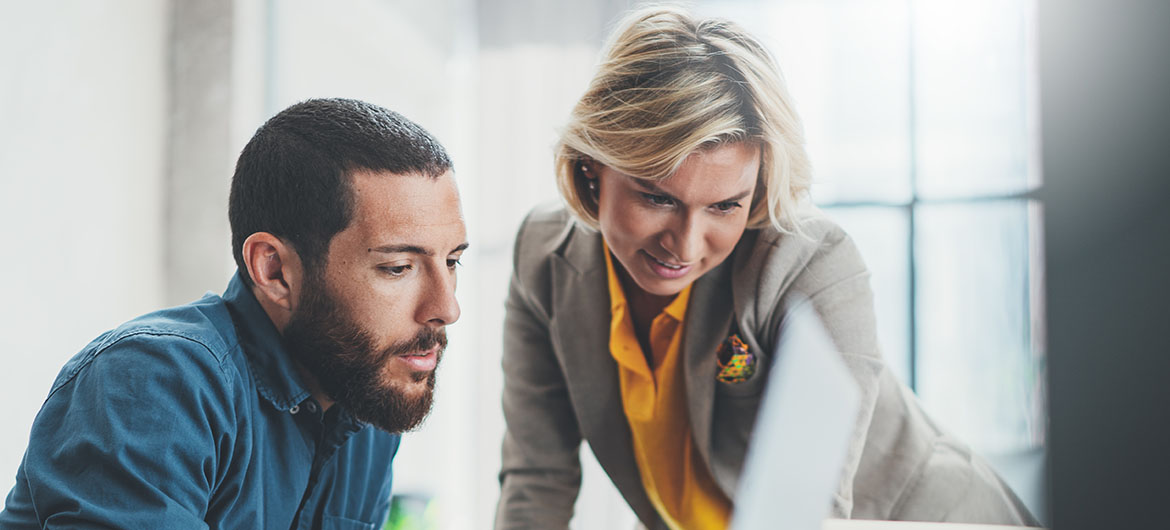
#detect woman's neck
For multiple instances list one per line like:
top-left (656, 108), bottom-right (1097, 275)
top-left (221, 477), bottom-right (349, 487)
top-left (615, 262), bottom-right (676, 355)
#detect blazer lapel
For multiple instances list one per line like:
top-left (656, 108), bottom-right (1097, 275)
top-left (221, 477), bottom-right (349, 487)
top-left (682, 256), bottom-right (736, 488)
top-left (547, 224), bottom-right (660, 525)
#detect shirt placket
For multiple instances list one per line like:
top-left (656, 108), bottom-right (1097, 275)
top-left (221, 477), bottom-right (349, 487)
top-left (287, 398), bottom-right (362, 530)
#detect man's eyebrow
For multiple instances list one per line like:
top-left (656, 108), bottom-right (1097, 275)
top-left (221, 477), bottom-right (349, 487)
top-left (368, 244), bottom-right (433, 256)
top-left (368, 242), bottom-right (470, 256)
top-left (631, 179), bottom-right (753, 203)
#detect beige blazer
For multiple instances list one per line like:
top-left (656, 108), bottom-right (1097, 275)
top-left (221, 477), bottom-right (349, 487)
top-left (495, 205), bottom-right (1037, 529)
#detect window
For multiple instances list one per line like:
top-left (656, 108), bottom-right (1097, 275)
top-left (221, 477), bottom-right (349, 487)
top-left (261, 0), bottom-right (1048, 526)
top-left (705, 0), bottom-right (1047, 520)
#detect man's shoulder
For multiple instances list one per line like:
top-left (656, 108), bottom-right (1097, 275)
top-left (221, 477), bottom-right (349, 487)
top-left (119, 293), bottom-right (239, 354)
top-left (52, 293), bottom-right (245, 399)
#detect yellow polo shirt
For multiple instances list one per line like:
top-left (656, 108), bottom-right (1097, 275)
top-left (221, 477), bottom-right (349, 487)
top-left (604, 246), bottom-right (732, 529)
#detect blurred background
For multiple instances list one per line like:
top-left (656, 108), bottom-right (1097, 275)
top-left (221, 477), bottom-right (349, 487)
top-left (5, 0), bottom-right (1163, 528)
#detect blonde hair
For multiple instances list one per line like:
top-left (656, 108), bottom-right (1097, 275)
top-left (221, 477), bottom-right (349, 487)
top-left (556, 5), bottom-right (812, 232)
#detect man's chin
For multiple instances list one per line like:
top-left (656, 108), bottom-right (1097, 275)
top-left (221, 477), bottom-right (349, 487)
top-left (371, 405), bottom-right (434, 434)
top-left (385, 378), bottom-right (433, 403)
top-left (344, 378), bottom-right (437, 434)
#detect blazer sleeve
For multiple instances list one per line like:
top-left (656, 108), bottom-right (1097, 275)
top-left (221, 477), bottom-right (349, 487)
top-left (888, 433), bottom-right (1040, 526)
top-left (751, 217), bottom-right (1038, 525)
top-left (494, 215), bottom-right (583, 530)
top-left (754, 220), bottom-right (886, 517)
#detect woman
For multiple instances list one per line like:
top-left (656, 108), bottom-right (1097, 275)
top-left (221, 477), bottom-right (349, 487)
top-left (495, 6), bottom-right (1036, 529)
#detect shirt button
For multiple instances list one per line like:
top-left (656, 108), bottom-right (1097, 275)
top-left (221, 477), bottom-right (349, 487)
top-left (289, 405), bottom-right (300, 415)
top-left (305, 401), bottom-right (318, 413)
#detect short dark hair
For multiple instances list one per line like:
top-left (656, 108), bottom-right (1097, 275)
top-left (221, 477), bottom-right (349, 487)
top-left (229, 98), bottom-right (452, 285)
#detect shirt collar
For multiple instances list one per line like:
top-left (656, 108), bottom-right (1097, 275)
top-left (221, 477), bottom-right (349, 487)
top-left (222, 271), bottom-right (313, 412)
top-left (604, 242), bottom-right (628, 315)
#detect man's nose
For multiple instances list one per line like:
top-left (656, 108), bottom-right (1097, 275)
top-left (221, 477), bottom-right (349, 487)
top-left (419, 265), bottom-right (460, 326)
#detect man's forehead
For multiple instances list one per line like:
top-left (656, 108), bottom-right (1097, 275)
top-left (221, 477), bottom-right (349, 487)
top-left (344, 170), bottom-right (466, 247)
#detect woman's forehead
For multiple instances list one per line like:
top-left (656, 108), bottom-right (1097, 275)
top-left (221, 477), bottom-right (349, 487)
top-left (613, 143), bottom-right (760, 202)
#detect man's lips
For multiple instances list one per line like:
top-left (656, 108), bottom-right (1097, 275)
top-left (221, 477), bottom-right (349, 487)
top-left (395, 346), bottom-right (440, 372)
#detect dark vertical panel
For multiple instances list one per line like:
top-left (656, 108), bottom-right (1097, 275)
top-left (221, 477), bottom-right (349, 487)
top-left (1040, 0), bottom-right (1170, 527)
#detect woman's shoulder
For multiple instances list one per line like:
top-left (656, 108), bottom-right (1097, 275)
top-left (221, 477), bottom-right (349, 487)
top-left (515, 203), bottom-right (575, 243)
top-left (736, 207), bottom-right (860, 278)
top-left (731, 207), bottom-right (873, 343)
top-left (509, 203), bottom-right (601, 295)
top-left (511, 203), bottom-right (588, 263)
top-left (748, 207), bottom-right (850, 253)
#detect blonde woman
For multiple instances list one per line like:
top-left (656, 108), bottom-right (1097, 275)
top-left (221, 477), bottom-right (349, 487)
top-left (495, 6), bottom-right (1037, 529)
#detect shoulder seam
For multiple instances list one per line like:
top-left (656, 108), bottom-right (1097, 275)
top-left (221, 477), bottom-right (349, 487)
top-left (50, 330), bottom-right (234, 402)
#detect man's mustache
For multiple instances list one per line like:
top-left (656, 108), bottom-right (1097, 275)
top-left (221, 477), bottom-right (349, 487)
top-left (381, 328), bottom-right (447, 359)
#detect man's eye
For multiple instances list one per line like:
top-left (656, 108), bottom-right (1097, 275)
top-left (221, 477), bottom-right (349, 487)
top-left (446, 258), bottom-right (462, 270)
top-left (379, 265), bottom-right (412, 277)
top-left (641, 193), bottom-right (674, 207)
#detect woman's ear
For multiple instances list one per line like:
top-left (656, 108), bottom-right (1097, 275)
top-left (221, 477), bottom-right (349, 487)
top-left (241, 232), bottom-right (302, 312)
top-left (580, 160), bottom-right (601, 201)
top-left (580, 159), bottom-right (603, 181)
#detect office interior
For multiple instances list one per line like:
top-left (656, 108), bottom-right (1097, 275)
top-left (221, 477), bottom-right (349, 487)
top-left (0, 0), bottom-right (1165, 529)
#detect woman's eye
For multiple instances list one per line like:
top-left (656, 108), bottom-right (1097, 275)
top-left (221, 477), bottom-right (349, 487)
top-left (641, 193), bottom-right (674, 207)
top-left (379, 265), bottom-right (412, 277)
top-left (713, 201), bottom-right (742, 213)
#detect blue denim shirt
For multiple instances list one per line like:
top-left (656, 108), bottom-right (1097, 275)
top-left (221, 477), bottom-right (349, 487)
top-left (0, 273), bottom-right (401, 529)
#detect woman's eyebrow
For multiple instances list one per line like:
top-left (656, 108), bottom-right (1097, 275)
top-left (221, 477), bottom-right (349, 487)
top-left (631, 179), bottom-right (753, 203)
top-left (718, 190), bottom-right (754, 203)
top-left (630, 179), bottom-right (676, 199)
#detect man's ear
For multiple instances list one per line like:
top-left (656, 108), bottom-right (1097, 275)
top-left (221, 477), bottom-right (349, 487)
top-left (241, 232), bottom-right (303, 312)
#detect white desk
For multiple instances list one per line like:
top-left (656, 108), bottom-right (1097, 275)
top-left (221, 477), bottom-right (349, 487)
top-left (824, 520), bottom-right (1044, 530)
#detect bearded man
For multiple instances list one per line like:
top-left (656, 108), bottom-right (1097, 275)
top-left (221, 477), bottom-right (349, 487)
top-left (0, 98), bottom-right (467, 529)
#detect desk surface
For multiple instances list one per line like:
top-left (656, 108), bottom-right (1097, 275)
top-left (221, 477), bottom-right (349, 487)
top-left (824, 520), bottom-right (1044, 530)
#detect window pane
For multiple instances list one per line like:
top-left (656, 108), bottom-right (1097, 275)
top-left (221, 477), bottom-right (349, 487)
top-left (822, 206), bottom-right (911, 385)
top-left (913, 0), bottom-right (1034, 199)
top-left (915, 201), bottom-right (1045, 452)
top-left (705, 0), bottom-right (912, 203)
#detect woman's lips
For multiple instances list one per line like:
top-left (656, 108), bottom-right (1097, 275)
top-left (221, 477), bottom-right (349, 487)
top-left (641, 250), bottom-right (693, 280)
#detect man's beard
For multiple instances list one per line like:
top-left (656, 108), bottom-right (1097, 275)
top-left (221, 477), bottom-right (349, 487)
top-left (282, 274), bottom-right (444, 433)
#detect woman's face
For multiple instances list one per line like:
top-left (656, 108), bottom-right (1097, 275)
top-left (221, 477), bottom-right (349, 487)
top-left (594, 142), bottom-right (760, 298)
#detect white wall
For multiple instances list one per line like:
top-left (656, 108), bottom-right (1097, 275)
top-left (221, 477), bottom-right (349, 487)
top-left (0, 0), bottom-right (169, 496)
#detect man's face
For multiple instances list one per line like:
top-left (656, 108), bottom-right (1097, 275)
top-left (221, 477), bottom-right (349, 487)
top-left (284, 169), bottom-right (466, 433)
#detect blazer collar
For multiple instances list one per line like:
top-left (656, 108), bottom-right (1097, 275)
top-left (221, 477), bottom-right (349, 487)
top-left (681, 255), bottom-right (735, 475)
top-left (548, 222), bottom-right (663, 524)
top-left (552, 221), bottom-right (740, 501)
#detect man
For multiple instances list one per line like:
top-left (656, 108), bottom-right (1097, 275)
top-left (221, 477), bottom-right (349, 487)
top-left (0, 98), bottom-right (468, 528)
